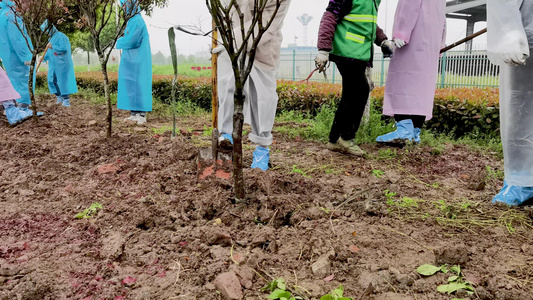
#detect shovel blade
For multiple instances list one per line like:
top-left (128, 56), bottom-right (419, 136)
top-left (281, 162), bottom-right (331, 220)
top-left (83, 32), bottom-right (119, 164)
top-left (197, 147), bottom-right (232, 180)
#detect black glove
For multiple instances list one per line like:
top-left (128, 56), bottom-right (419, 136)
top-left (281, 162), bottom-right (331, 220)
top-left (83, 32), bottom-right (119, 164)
top-left (380, 40), bottom-right (394, 58)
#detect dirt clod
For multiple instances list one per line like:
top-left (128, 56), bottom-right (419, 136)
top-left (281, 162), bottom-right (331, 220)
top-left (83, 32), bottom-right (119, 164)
top-left (434, 244), bottom-right (470, 266)
top-left (214, 271), bottom-right (243, 300)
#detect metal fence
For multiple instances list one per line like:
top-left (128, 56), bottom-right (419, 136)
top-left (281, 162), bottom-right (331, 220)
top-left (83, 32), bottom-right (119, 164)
top-left (278, 49), bottom-right (500, 88)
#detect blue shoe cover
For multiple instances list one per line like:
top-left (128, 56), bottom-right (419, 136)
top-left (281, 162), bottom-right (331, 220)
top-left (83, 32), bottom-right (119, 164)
top-left (492, 180), bottom-right (533, 206)
top-left (19, 107), bottom-right (44, 117)
top-left (5, 107), bottom-right (31, 125)
top-left (251, 146), bottom-right (270, 171)
top-left (413, 128), bottom-right (421, 143)
top-left (62, 99), bottom-right (71, 107)
top-left (218, 133), bottom-right (234, 150)
top-left (56, 95), bottom-right (63, 104)
top-left (376, 119), bottom-right (416, 143)
top-left (220, 133), bottom-right (233, 144)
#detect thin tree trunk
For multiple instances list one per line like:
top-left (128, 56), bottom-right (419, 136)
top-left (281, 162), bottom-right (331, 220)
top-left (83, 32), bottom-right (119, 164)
top-left (99, 56), bottom-right (112, 138)
top-left (28, 54), bottom-right (38, 121)
top-left (232, 88), bottom-right (245, 201)
top-left (87, 51), bottom-right (90, 72)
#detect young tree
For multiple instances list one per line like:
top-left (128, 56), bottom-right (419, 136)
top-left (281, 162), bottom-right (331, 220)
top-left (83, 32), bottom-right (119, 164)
top-left (73, 0), bottom-right (167, 137)
top-left (7, 0), bottom-right (71, 120)
top-left (206, 0), bottom-right (282, 201)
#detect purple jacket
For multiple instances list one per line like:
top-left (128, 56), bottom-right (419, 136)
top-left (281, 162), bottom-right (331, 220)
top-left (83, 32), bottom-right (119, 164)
top-left (317, 0), bottom-right (388, 66)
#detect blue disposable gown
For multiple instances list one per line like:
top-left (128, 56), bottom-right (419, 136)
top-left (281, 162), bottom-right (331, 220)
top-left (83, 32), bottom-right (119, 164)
top-left (0, 3), bottom-right (6, 62)
top-left (0, 0), bottom-right (34, 105)
top-left (116, 14), bottom-right (152, 112)
top-left (43, 27), bottom-right (78, 95)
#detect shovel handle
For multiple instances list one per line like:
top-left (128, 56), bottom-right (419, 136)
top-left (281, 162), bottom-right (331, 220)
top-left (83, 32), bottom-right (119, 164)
top-left (35, 44), bottom-right (50, 72)
top-left (211, 20), bottom-right (218, 130)
top-left (440, 28), bottom-right (487, 53)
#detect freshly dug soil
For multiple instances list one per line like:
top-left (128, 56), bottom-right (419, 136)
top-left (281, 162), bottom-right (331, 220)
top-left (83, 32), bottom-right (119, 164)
top-left (1, 94), bottom-right (532, 300)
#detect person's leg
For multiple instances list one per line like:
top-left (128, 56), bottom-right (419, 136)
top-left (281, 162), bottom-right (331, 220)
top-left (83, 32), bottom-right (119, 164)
top-left (394, 115), bottom-right (425, 128)
top-left (329, 61), bottom-right (369, 143)
top-left (377, 112), bottom-right (421, 144)
top-left (393, 114), bottom-right (425, 143)
top-left (53, 72), bottom-right (63, 104)
top-left (493, 60), bottom-right (533, 206)
top-left (61, 94), bottom-right (70, 107)
top-left (2, 100), bottom-right (31, 125)
top-left (124, 111), bottom-right (147, 124)
top-left (246, 66), bottom-right (278, 170)
top-left (327, 60), bottom-right (368, 156)
top-left (135, 111), bottom-right (147, 125)
top-left (217, 52), bottom-right (236, 148)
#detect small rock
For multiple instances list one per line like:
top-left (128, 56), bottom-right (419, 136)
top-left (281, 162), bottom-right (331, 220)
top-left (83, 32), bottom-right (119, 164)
top-left (521, 243), bottom-right (532, 255)
top-left (88, 120), bottom-right (97, 126)
top-left (205, 283), bottom-right (216, 290)
top-left (250, 227), bottom-right (275, 249)
top-left (214, 271), bottom-right (243, 300)
top-left (209, 245), bottom-right (228, 261)
top-left (101, 232), bottom-right (126, 260)
top-left (208, 231), bottom-right (232, 246)
top-left (467, 167), bottom-right (487, 191)
top-left (349, 245), bottom-right (360, 253)
top-left (311, 250), bottom-right (335, 276)
top-left (134, 127), bottom-right (148, 132)
top-left (357, 272), bottom-right (385, 293)
top-left (396, 274), bottom-right (415, 286)
top-left (122, 276), bottom-right (137, 287)
top-left (97, 163), bottom-right (121, 175)
top-left (19, 190), bottom-right (35, 196)
top-left (230, 265), bottom-right (255, 289)
top-left (434, 245), bottom-right (470, 266)
top-left (231, 252), bottom-right (246, 265)
top-left (364, 199), bottom-right (385, 215)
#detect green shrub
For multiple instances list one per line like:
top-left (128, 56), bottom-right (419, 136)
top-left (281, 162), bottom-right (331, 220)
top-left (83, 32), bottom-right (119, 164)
top-left (36, 72), bottom-right (501, 138)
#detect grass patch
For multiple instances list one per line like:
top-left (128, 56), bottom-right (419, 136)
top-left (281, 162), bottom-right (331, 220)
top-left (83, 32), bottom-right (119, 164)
top-left (275, 100), bottom-right (502, 157)
top-left (385, 195), bottom-right (533, 235)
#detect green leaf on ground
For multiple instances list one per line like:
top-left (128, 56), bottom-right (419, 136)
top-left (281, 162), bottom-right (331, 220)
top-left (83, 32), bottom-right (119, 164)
top-left (417, 264), bottom-right (442, 276)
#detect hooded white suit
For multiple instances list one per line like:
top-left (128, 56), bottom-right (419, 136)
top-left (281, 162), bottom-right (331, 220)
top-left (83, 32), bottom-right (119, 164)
top-left (488, 0), bottom-right (533, 187)
top-left (217, 0), bottom-right (291, 146)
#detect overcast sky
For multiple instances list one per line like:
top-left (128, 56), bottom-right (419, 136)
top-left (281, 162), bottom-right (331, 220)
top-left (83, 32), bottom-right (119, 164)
top-left (144, 0), bottom-right (488, 56)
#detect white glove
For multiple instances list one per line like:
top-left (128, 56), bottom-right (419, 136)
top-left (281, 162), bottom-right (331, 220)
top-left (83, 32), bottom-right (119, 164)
top-left (393, 38), bottom-right (406, 49)
top-left (211, 45), bottom-right (224, 54)
top-left (502, 52), bottom-right (529, 66)
top-left (24, 61), bottom-right (31, 66)
top-left (499, 31), bottom-right (529, 66)
top-left (314, 50), bottom-right (329, 72)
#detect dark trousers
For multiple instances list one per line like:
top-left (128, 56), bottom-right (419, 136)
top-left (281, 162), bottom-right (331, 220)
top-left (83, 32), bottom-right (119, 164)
top-left (394, 114), bottom-right (425, 128)
top-left (329, 60), bottom-right (369, 143)
top-left (53, 73), bottom-right (70, 100)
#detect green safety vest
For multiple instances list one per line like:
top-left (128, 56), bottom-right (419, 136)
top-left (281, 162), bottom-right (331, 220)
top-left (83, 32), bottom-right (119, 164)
top-left (331, 0), bottom-right (380, 61)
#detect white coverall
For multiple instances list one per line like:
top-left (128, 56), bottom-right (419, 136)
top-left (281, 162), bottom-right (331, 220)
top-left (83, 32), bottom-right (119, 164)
top-left (487, 0), bottom-right (533, 187)
top-left (217, 0), bottom-right (291, 146)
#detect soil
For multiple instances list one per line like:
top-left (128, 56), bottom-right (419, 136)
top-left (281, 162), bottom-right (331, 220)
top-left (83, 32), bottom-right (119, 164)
top-left (1, 94), bottom-right (532, 300)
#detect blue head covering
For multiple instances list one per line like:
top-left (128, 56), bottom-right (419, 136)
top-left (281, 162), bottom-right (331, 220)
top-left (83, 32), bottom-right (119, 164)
top-left (40, 20), bottom-right (57, 35)
top-left (120, 0), bottom-right (140, 14)
top-left (1, 1), bottom-right (15, 9)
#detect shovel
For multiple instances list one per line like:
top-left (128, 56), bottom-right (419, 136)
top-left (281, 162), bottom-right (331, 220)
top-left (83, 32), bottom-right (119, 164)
top-left (196, 21), bottom-right (233, 180)
top-left (170, 22), bottom-right (232, 180)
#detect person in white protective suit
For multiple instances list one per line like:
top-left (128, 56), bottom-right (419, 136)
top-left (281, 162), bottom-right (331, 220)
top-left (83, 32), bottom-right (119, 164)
top-left (487, 0), bottom-right (533, 206)
top-left (214, 0), bottom-right (291, 171)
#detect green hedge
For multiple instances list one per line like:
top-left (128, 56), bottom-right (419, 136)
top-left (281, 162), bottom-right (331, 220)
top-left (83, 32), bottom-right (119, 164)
top-left (36, 72), bottom-right (500, 137)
